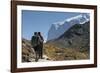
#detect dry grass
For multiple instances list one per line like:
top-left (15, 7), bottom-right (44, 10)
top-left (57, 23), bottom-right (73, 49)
top-left (44, 44), bottom-right (89, 61)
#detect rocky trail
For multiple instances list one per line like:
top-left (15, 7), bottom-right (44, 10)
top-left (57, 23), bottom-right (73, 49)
top-left (29, 55), bottom-right (52, 62)
top-left (28, 48), bottom-right (52, 62)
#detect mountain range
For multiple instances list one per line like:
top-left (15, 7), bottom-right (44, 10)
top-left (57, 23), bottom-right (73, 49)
top-left (47, 21), bottom-right (90, 52)
top-left (47, 14), bottom-right (90, 41)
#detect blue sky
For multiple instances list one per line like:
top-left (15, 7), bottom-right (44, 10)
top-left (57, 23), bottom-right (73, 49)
top-left (22, 10), bottom-right (85, 41)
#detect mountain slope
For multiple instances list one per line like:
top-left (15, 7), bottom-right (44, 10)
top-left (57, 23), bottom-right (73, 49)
top-left (47, 14), bottom-right (90, 41)
top-left (22, 38), bottom-right (35, 62)
top-left (47, 21), bottom-right (90, 53)
top-left (44, 44), bottom-right (89, 61)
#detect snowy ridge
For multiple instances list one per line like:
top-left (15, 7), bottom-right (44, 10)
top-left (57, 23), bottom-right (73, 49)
top-left (47, 13), bottom-right (90, 41)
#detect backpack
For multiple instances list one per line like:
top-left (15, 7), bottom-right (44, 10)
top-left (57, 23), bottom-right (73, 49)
top-left (38, 36), bottom-right (43, 43)
top-left (31, 35), bottom-right (39, 47)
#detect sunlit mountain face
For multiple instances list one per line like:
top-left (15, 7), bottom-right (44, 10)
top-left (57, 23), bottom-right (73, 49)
top-left (47, 14), bottom-right (90, 41)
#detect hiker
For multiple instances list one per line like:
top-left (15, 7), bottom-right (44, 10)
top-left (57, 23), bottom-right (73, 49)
top-left (31, 32), bottom-right (40, 62)
top-left (38, 32), bottom-right (44, 59)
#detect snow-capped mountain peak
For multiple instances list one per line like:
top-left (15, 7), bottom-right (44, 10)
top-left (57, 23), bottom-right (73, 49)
top-left (66, 14), bottom-right (83, 22)
top-left (52, 21), bottom-right (64, 30)
top-left (47, 14), bottom-right (90, 41)
top-left (66, 14), bottom-right (90, 24)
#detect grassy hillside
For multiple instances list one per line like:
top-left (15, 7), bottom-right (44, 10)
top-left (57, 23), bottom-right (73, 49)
top-left (22, 38), bottom-right (89, 62)
top-left (44, 44), bottom-right (89, 61)
top-left (45, 22), bottom-right (90, 60)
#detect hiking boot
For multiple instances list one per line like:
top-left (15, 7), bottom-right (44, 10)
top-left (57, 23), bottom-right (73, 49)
top-left (35, 58), bottom-right (38, 62)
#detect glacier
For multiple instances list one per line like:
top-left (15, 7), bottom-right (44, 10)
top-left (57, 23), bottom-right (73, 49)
top-left (47, 13), bottom-right (90, 41)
